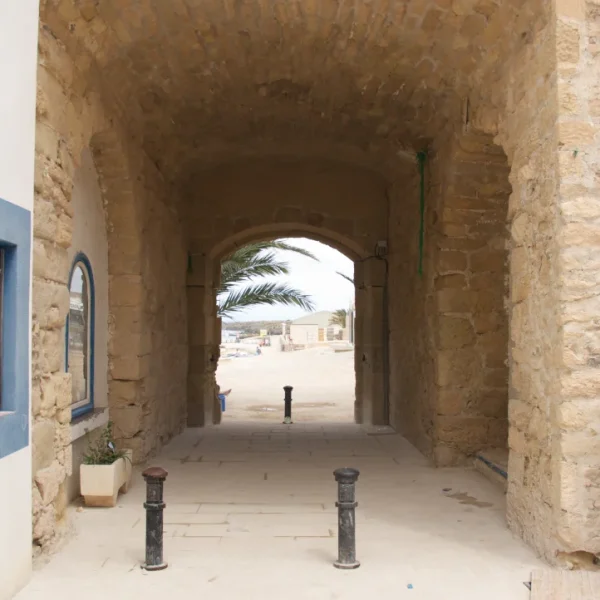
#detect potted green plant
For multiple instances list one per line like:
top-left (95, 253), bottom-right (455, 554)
top-left (80, 422), bottom-right (132, 507)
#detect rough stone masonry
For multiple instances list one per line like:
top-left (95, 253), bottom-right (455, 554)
top-left (31, 0), bottom-right (600, 567)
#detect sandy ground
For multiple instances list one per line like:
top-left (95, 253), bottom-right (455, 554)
top-left (216, 345), bottom-right (355, 422)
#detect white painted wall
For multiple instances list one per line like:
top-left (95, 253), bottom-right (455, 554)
top-left (0, 1), bottom-right (39, 598)
top-left (290, 324), bottom-right (319, 346)
top-left (0, 449), bottom-right (33, 599)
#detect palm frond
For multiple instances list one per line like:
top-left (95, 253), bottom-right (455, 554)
top-left (257, 240), bottom-right (318, 260)
top-left (336, 271), bottom-right (354, 284)
top-left (223, 240), bottom-right (318, 262)
top-left (218, 239), bottom-right (318, 318)
top-left (218, 282), bottom-right (315, 318)
top-left (220, 252), bottom-right (290, 292)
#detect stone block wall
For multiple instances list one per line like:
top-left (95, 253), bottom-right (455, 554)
top-left (101, 143), bottom-right (188, 461)
top-left (33, 28), bottom-right (89, 548)
top-left (471, 0), bottom-right (562, 561)
top-left (187, 160), bottom-right (388, 259)
top-left (388, 162), bottom-right (436, 456)
top-left (430, 132), bottom-right (510, 466)
top-left (551, 0), bottom-right (600, 557)
top-left (32, 26), bottom-right (188, 552)
top-left (388, 133), bottom-right (510, 467)
top-left (387, 0), bottom-right (600, 563)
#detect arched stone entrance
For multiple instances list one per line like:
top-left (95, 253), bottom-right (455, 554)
top-left (186, 159), bottom-right (389, 427)
top-left (25, 0), bottom-right (600, 568)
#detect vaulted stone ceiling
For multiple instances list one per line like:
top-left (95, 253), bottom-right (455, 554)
top-left (41, 0), bottom-right (540, 185)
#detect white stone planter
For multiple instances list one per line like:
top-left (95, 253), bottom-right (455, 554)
top-left (80, 449), bottom-right (133, 507)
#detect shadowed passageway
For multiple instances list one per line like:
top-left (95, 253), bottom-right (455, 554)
top-left (25, 0), bottom-right (600, 573)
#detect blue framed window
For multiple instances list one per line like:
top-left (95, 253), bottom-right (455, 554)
top-left (66, 253), bottom-right (95, 419)
top-left (0, 198), bottom-right (31, 459)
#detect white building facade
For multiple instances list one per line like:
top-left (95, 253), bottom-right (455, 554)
top-left (0, 2), bottom-right (39, 598)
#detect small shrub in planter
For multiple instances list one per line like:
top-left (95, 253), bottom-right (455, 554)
top-left (80, 422), bottom-right (132, 507)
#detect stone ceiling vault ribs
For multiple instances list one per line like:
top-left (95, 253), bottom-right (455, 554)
top-left (43, 0), bottom-right (534, 185)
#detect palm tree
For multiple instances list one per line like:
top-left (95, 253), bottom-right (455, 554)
top-left (218, 240), bottom-right (317, 319)
top-left (329, 309), bottom-right (348, 328)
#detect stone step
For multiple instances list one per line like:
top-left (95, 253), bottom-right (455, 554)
top-left (474, 448), bottom-right (508, 492)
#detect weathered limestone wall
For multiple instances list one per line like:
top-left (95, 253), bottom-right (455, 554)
top-left (469, 0), bottom-right (561, 562)
top-left (388, 163), bottom-right (435, 456)
top-left (188, 160), bottom-right (388, 257)
top-left (186, 160), bottom-right (388, 427)
top-left (33, 29), bottom-right (84, 548)
top-left (430, 133), bottom-right (510, 466)
top-left (119, 160), bottom-right (188, 457)
top-left (551, 0), bottom-right (600, 558)
top-left (388, 134), bottom-right (510, 466)
top-left (497, 15), bottom-right (560, 564)
top-left (32, 25), bottom-right (188, 552)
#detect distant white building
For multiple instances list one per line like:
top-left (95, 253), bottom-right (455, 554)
top-left (289, 311), bottom-right (343, 346)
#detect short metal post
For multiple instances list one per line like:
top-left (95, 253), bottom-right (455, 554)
top-left (283, 385), bottom-right (293, 424)
top-left (142, 467), bottom-right (168, 571)
top-left (333, 467), bottom-right (360, 569)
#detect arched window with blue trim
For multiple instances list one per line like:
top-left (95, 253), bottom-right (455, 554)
top-left (67, 254), bottom-right (95, 418)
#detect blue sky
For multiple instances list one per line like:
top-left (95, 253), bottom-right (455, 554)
top-left (222, 238), bottom-right (354, 322)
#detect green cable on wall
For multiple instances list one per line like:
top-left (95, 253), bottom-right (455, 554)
top-left (417, 151), bottom-right (427, 277)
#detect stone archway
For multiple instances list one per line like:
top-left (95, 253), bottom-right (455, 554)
top-left (186, 162), bottom-right (390, 429)
top-left (30, 0), bottom-right (600, 566)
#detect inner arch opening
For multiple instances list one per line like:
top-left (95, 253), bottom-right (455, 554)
top-left (215, 237), bottom-right (357, 424)
top-left (185, 159), bottom-right (390, 428)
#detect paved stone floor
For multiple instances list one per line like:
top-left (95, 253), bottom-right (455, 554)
top-left (17, 423), bottom-right (543, 600)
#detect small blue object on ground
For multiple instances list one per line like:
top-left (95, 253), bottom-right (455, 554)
top-left (407, 584), bottom-right (413, 589)
top-left (218, 394), bottom-right (226, 412)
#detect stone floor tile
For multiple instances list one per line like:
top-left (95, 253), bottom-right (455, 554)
top-left (164, 513), bottom-right (229, 525)
top-left (183, 524), bottom-right (231, 537)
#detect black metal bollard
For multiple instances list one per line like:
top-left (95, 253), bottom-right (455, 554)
top-left (142, 466), bottom-right (168, 571)
top-left (333, 467), bottom-right (360, 569)
top-left (283, 385), bottom-right (293, 424)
